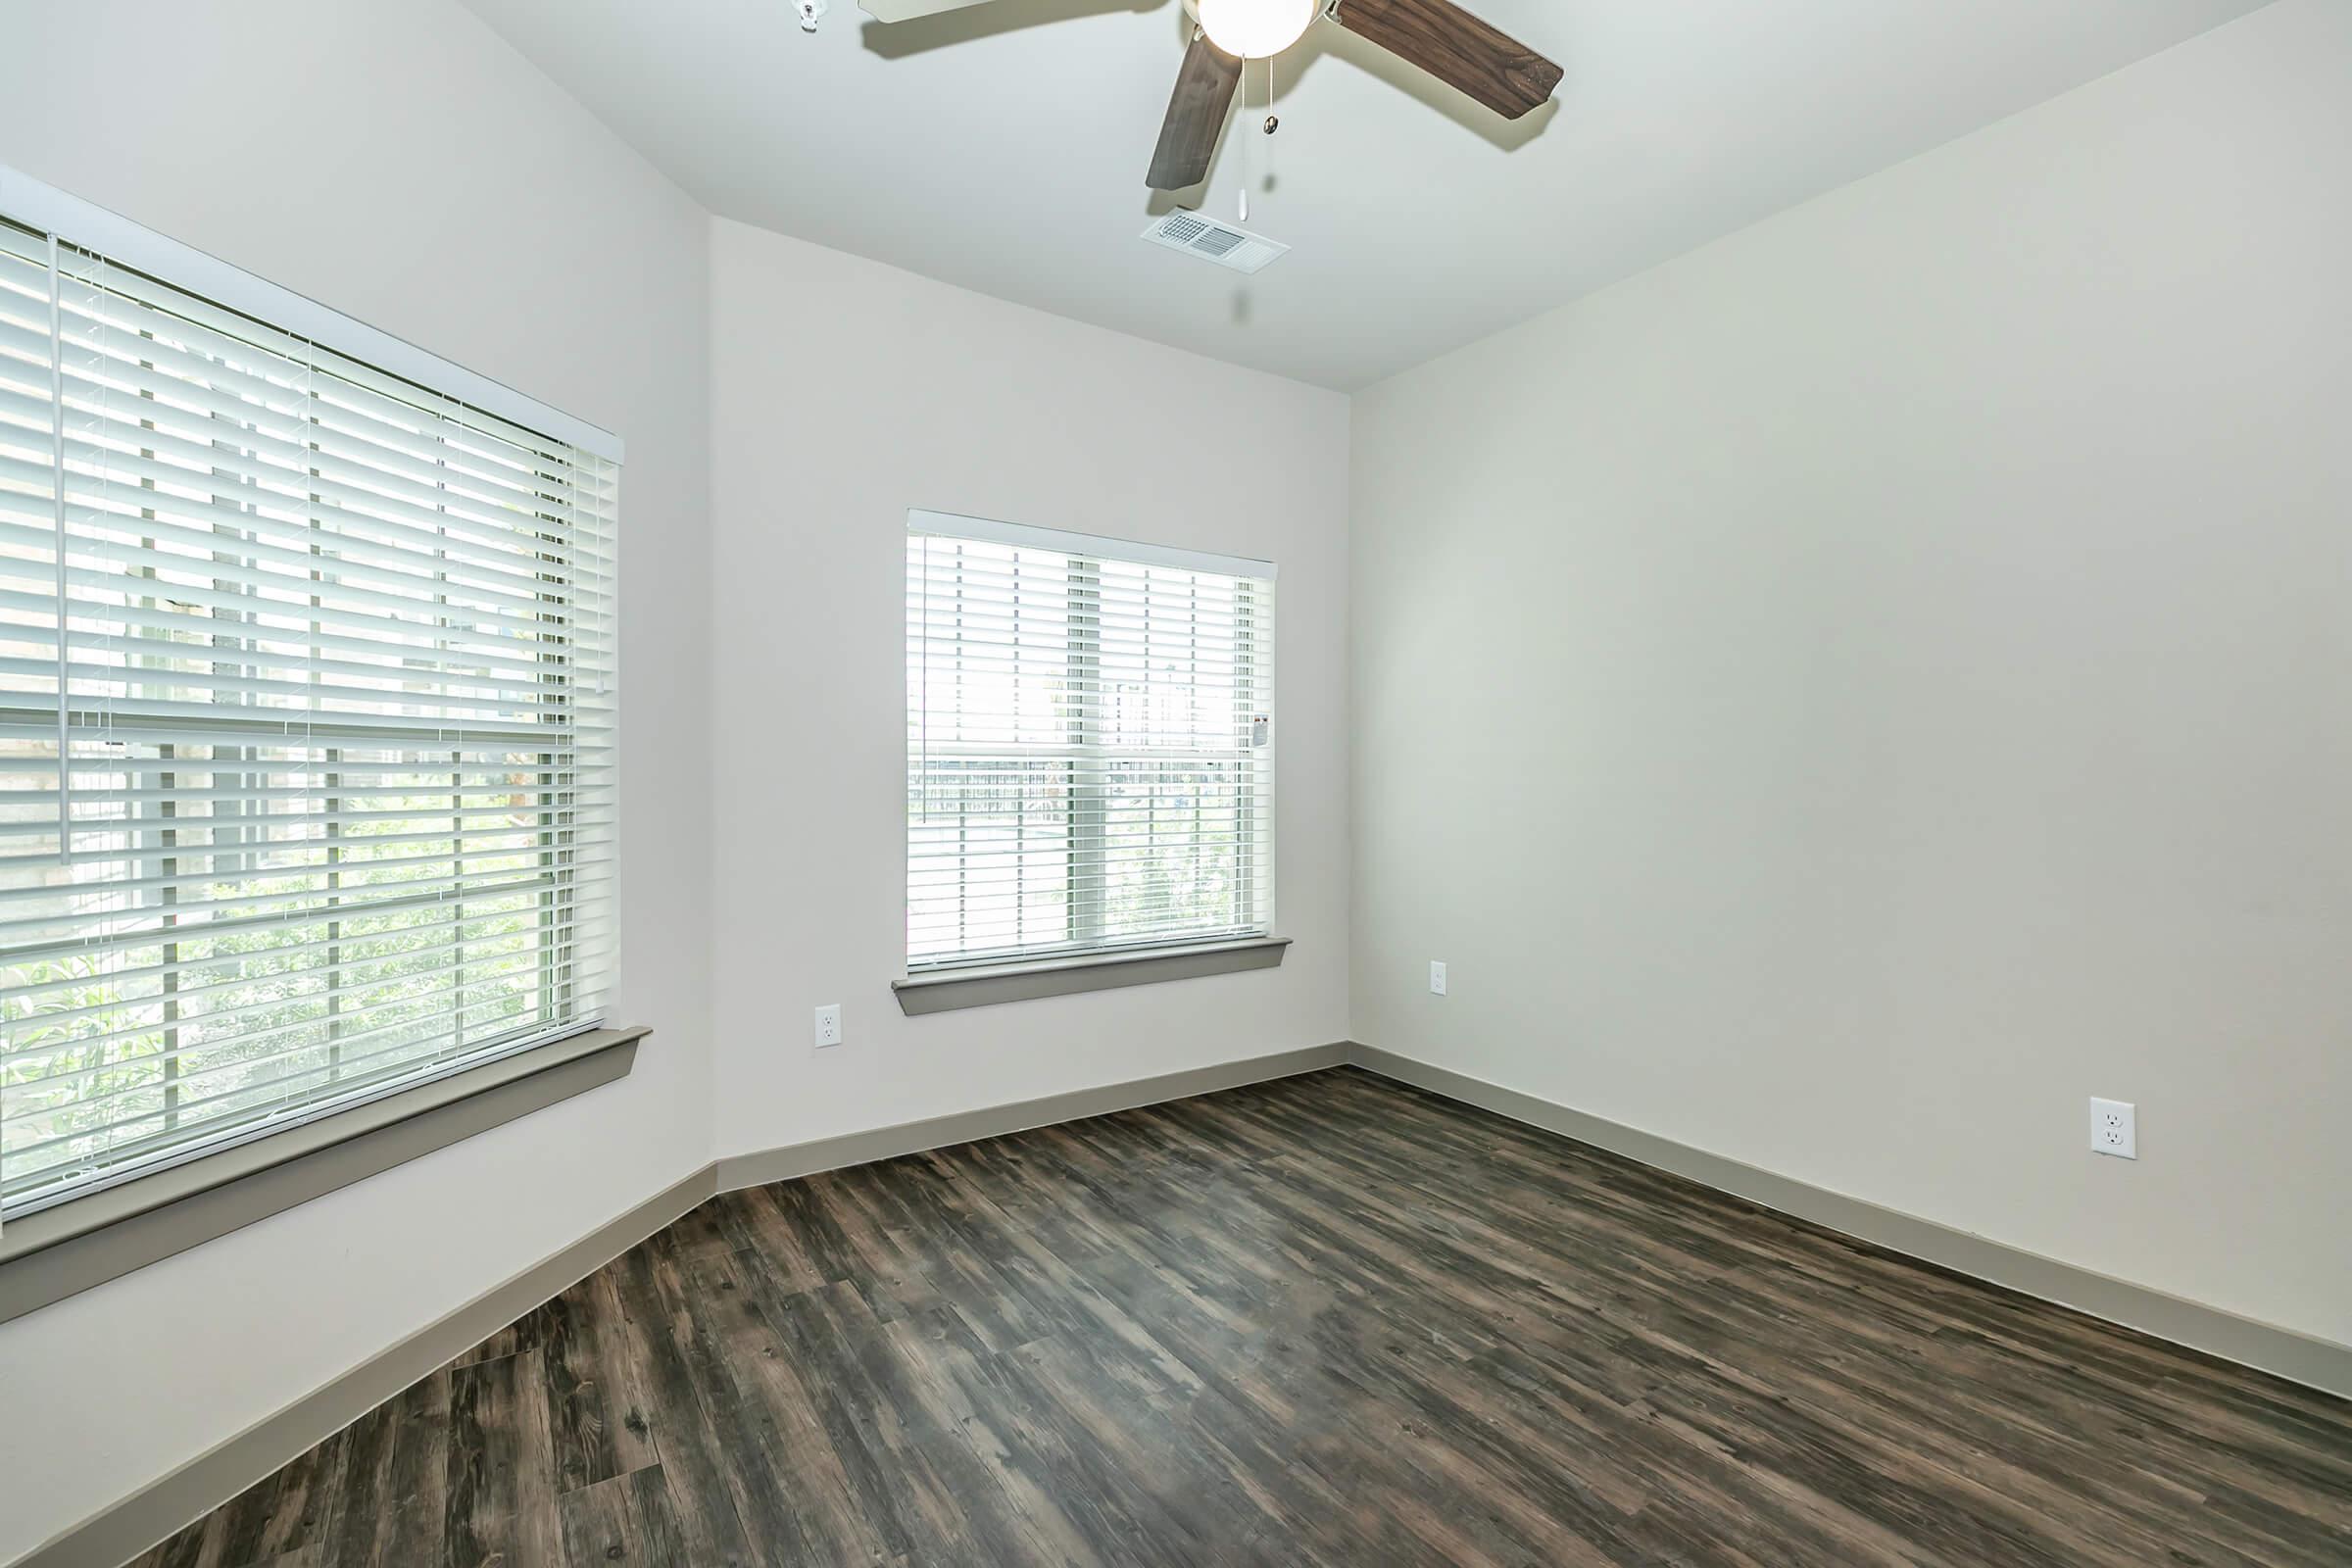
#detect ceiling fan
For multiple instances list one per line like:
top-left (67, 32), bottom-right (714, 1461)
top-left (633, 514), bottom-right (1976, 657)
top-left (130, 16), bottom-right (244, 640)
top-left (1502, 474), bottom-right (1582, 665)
top-left (855, 0), bottom-right (1564, 191)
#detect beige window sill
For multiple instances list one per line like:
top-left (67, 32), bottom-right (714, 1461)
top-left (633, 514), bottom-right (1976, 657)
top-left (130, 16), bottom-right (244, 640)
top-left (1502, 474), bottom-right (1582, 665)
top-left (0, 1024), bottom-right (647, 1325)
top-left (893, 937), bottom-right (1290, 1015)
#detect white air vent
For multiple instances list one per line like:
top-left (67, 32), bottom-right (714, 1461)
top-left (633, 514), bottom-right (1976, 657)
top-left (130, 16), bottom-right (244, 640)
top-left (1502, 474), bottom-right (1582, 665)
top-left (1141, 211), bottom-right (1289, 274)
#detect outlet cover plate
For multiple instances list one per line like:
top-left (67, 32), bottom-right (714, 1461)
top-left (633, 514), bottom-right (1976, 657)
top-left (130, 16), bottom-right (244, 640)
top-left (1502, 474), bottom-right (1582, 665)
top-left (1429, 960), bottom-right (1447, 997)
top-left (814, 1004), bottom-right (843, 1049)
top-left (2089, 1097), bottom-right (2135, 1158)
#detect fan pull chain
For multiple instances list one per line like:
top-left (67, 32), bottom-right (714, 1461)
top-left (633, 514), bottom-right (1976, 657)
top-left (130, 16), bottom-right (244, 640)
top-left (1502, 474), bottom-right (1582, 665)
top-left (1239, 62), bottom-right (1251, 223)
top-left (1242, 53), bottom-right (1279, 224)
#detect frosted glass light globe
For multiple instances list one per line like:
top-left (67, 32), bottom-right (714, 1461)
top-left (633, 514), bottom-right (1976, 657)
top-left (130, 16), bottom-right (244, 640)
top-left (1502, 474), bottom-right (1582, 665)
top-left (1197, 0), bottom-right (1314, 60)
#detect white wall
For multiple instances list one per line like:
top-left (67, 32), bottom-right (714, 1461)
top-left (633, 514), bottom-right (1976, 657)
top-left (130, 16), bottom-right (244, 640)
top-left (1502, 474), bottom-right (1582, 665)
top-left (708, 220), bottom-right (1351, 1160)
top-left (0, 3), bottom-right (716, 1558)
top-left (1350, 0), bottom-right (2352, 1349)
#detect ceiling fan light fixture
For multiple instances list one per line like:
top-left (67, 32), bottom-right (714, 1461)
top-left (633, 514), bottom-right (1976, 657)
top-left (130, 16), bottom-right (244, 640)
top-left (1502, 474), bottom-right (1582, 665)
top-left (1196, 0), bottom-right (1314, 61)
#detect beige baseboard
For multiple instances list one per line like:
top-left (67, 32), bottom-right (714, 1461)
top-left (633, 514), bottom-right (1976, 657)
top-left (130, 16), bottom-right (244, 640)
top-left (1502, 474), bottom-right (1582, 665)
top-left (23, 1036), bottom-right (2346, 1568)
top-left (1350, 1043), bottom-right (2352, 1402)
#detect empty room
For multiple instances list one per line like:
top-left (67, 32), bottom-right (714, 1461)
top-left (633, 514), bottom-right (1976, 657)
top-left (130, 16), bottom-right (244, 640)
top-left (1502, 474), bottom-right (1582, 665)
top-left (1, 0), bottom-right (2347, 1563)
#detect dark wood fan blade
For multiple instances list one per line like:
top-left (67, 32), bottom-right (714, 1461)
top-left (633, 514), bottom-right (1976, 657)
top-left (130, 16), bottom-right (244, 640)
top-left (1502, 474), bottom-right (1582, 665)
top-left (1333, 0), bottom-right (1561, 119)
top-left (1147, 33), bottom-right (1245, 190)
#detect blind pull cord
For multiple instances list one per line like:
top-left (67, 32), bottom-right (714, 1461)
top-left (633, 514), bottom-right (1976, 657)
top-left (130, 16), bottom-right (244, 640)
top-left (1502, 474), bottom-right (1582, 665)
top-left (47, 231), bottom-right (70, 863)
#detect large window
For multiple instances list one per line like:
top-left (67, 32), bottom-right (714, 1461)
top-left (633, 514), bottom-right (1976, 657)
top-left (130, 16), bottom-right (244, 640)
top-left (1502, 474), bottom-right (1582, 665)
top-left (906, 513), bottom-right (1274, 970)
top-left (0, 183), bottom-right (617, 1219)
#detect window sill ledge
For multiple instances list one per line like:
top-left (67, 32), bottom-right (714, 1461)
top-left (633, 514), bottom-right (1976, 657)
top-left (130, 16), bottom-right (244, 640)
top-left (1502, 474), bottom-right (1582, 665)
top-left (893, 938), bottom-right (1291, 1015)
top-left (0, 1024), bottom-right (647, 1326)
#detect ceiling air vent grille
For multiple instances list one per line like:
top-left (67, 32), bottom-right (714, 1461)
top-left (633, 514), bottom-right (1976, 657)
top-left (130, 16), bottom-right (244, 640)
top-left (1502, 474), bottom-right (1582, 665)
top-left (1141, 212), bottom-right (1289, 274)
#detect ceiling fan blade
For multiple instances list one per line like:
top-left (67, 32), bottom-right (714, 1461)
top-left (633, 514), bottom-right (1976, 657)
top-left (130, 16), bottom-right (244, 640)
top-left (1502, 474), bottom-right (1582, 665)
top-left (1332, 0), bottom-right (1561, 119)
top-left (858, 0), bottom-right (1004, 23)
top-left (1146, 33), bottom-right (1245, 190)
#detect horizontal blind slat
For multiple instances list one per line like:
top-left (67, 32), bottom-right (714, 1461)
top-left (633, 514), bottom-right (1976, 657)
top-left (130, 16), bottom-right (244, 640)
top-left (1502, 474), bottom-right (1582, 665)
top-left (3, 910), bottom-right (608, 1010)
top-left (4, 939), bottom-right (613, 1097)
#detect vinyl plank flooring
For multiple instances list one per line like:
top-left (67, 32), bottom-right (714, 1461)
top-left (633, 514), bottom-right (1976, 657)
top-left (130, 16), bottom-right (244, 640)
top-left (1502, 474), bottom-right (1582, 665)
top-left (443, 1348), bottom-right (562, 1568)
top-left (539, 1274), bottom-right (658, 1494)
top-left (686, 1248), bottom-right (898, 1563)
top-left (554, 1467), bottom-right (684, 1568)
top-left (595, 1242), bottom-right (760, 1568)
top-left (126, 1068), bottom-right (2352, 1567)
top-left (326, 1370), bottom-right (449, 1568)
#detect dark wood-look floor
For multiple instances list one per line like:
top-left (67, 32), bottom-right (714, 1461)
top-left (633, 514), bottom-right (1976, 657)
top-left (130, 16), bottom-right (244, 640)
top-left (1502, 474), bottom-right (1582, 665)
top-left (130, 1068), bottom-right (2352, 1567)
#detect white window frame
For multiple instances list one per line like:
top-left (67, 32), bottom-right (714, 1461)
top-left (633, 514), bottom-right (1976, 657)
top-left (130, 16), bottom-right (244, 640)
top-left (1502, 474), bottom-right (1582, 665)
top-left (0, 169), bottom-right (619, 462)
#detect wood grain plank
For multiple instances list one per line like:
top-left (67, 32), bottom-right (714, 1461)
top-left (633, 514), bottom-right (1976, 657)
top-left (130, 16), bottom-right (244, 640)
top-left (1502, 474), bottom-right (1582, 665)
top-left (540, 1274), bottom-right (658, 1494)
top-left (556, 1466), bottom-right (685, 1567)
top-left (599, 1240), bottom-right (761, 1568)
top-left (444, 1348), bottom-right (562, 1568)
top-left (682, 1245), bottom-right (896, 1563)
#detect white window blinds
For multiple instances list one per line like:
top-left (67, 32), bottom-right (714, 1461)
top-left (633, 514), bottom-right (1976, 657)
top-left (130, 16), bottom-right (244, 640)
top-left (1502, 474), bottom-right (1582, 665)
top-left (0, 190), bottom-right (617, 1218)
top-left (906, 513), bottom-right (1274, 970)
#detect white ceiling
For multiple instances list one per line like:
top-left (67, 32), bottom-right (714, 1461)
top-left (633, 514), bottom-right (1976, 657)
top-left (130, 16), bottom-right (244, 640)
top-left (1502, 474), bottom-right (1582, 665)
top-left (461, 0), bottom-right (2267, 389)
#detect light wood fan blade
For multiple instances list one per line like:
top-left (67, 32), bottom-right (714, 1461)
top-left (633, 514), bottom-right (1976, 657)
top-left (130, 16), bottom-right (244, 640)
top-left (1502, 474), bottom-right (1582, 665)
top-left (1332, 0), bottom-right (1560, 119)
top-left (1146, 33), bottom-right (1245, 190)
top-left (859, 0), bottom-right (1005, 23)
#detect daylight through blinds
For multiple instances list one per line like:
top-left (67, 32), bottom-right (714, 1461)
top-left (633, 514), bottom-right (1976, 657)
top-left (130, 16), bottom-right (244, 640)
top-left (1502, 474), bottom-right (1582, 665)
top-left (907, 514), bottom-right (1274, 969)
top-left (0, 215), bottom-right (617, 1215)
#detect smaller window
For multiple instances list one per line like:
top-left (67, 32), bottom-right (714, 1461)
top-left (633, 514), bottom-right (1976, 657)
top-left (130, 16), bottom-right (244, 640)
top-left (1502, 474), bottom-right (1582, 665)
top-left (906, 513), bottom-right (1275, 971)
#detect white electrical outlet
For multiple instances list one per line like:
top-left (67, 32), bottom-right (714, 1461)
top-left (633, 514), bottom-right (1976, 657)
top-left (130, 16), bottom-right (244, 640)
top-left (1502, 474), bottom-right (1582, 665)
top-left (2089, 1097), bottom-right (2135, 1159)
top-left (813, 1004), bottom-right (843, 1049)
top-left (1429, 960), bottom-right (1448, 997)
